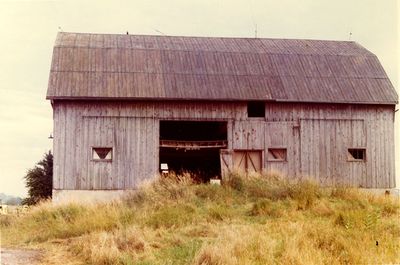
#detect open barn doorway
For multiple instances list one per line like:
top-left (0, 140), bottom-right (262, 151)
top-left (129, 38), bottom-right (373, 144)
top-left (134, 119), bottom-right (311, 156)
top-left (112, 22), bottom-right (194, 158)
top-left (159, 121), bottom-right (227, 182)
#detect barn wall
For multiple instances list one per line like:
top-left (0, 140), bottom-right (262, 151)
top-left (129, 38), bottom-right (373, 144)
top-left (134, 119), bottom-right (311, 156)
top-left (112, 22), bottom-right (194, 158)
top-left (299, 119), bottom-right (366, 185)
top-left (53, 101), bottom-right (246, 190)
top-left (53, 101), bottom-right (395, 190)
top-left (53, 104), bottom-right (160, 190)
top-left (265, 103), bottom-right (395, 188)
top-left (265, 121), bottom-right (299, 176)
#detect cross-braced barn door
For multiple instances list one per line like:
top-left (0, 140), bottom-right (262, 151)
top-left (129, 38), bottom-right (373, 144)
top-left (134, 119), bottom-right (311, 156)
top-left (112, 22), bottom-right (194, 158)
top-left (232, 150), bottom-right (262, 173)
top-left (220, 149), bottom-right (233, 177)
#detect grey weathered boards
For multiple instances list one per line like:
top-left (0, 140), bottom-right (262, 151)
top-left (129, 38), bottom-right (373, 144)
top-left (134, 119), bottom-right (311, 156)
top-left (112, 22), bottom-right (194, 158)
top-left (48, 32), bottom-right (398, 197)
top-left (52, 101), bottom-right (396, 189)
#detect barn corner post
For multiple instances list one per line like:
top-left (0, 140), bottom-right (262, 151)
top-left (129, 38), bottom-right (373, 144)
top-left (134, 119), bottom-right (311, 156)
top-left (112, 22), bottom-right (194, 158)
top-left (46, 32), bottom-right (398, 202)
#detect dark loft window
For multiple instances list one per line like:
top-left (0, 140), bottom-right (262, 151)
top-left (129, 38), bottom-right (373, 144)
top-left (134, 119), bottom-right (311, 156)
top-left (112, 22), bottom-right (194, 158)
top-left (267, 148), bottom-right (287, 161)
top-left (348, 148), bottom-right (366, 161)
top-left (247, 102), bottom-right (265, 118)
top-left (92, 147), bottom-right (113, 161)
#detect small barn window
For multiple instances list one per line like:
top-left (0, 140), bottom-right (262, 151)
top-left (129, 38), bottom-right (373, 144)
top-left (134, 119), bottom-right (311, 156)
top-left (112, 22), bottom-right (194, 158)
top-left (92, 147), bottom-right (112, 161)
top-left (247, 102), bottom-right (265, 118)
top-left (348, 148), bottom-right (365, 161)
top-left (267, 148), bottom-right (287, 161)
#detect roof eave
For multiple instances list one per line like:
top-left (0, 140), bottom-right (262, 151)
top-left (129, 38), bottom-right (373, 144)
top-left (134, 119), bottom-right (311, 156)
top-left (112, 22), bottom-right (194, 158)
top-left (45, 96), bottom-right (398, 105)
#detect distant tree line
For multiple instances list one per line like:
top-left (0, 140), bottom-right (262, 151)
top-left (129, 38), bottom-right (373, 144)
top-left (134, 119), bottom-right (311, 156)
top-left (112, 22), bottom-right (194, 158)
top-left (4, 197), bottom-right (22, 205)
top-left (0, 194), bottom-right (22, 205)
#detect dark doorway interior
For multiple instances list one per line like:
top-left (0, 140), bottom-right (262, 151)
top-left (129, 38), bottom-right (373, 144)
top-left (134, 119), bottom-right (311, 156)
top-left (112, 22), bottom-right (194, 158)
top-left (159, 121), bottom-right (228, 182)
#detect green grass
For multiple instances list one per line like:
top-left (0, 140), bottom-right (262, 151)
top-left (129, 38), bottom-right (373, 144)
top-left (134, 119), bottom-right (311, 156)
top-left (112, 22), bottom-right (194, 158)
top-left (1, 172), bottom-right (399, 265)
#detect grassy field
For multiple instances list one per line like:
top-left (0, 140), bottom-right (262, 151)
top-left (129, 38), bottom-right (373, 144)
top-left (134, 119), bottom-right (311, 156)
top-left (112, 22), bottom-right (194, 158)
top-left (1, 172), bottom-right (399, 265)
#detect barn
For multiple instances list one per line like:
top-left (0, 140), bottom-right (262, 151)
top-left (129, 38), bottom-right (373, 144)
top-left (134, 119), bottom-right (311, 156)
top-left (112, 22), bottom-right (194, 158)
top-left (47, 32), bottom-right (398, 201)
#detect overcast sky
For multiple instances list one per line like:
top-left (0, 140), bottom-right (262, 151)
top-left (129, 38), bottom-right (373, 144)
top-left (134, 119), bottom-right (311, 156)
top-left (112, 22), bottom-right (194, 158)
top-left (0, 0), bottom-right (398, 197)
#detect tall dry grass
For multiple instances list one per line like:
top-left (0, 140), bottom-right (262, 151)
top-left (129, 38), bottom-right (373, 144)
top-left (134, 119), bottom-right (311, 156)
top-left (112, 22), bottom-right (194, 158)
top-left (1, 171), bottom-right (399, 265)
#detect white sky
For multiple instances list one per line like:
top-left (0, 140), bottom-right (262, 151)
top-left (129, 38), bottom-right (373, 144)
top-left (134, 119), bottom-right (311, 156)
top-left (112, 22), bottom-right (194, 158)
top-left (0, 0), bottom-right (398, 197)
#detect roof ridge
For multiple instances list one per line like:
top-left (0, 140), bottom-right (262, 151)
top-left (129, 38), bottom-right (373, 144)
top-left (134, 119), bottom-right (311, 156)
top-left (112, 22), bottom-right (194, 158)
top-left (52, 45), bottom-right (375, 57)
top-left (57, 31), bottom-right (357, 43)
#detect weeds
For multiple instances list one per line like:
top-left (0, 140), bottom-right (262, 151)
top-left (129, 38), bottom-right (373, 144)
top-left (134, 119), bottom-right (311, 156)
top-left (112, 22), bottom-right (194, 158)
top-left (249, 199), bottom-right (283, 217)
top-left (1, 171), bottom-right (399, 265)
top-left (207, 204), bottom-right (233, 221)
top-left (288, 180), bottom-right (321, 210)
top-left (225, 172), bottom-right (245, 191)
top-left (156, 239), bottom-right (202, 265)
top-left (0, 215), bottom-right (14, 227)
top-left (145, 204), bottom-right (196, 228)
top-left (194, 184), bottom-right (231, 202)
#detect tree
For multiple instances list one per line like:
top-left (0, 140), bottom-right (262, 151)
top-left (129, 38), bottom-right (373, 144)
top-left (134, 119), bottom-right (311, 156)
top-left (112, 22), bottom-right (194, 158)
top-left (22, 151), bottom-right (53, 205)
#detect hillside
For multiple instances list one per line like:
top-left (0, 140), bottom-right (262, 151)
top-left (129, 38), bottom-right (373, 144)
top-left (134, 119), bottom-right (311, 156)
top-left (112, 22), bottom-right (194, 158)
top-left (0, 193), bottom-right (22, 205)
top-left (1, 172), bottom-right (399, 265)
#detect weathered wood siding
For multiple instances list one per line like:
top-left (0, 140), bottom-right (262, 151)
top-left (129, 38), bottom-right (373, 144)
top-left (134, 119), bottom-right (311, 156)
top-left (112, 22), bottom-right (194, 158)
top-left (299, 119), bottom-right (365, 185)
top-left (53, 101), bottom-right (245, 190)
top-left (265, 103), bottom-right (395, 188)
top-left (77, 117), bottom-right (159, 189)
top-left (265, 121), bottom-right (299, 176)
top-left (53, 101), bottom-right (395, 190)
top-left (53, 109), bottom-right (159, 190)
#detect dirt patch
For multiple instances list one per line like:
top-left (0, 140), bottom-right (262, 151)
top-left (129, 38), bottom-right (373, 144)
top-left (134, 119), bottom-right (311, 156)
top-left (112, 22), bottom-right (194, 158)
top-left (1, 248), bottom-right (41, 265)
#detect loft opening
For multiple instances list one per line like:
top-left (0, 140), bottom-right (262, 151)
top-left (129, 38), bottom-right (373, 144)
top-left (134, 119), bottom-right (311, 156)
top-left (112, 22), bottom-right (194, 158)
top-left (92, 147), bottom-right (112, 161)
top-left (247, 101), bottom-right (265, 118)
top-left (159, 120), bottom-right (227, 182)
top-left (348, 148), bottom-right (366, 161)
top-left (267, 148), bottom-right (287, 161)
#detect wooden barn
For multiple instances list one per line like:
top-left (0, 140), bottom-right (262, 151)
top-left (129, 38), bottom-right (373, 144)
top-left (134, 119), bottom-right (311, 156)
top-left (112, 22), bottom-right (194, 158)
top-left (47, 32), bottom-right (398, 201)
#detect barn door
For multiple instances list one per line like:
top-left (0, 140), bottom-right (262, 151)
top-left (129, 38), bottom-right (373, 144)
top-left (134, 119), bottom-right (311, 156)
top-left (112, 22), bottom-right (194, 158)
top-left (233, 150), bottom-right (262, 173)
top-left (220, 149), bottom-right (233, 178)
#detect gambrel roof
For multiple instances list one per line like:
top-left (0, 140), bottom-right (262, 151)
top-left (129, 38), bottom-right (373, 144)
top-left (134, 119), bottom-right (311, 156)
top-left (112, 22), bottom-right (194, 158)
top-left (47, 32), bottom-right (398, 104)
